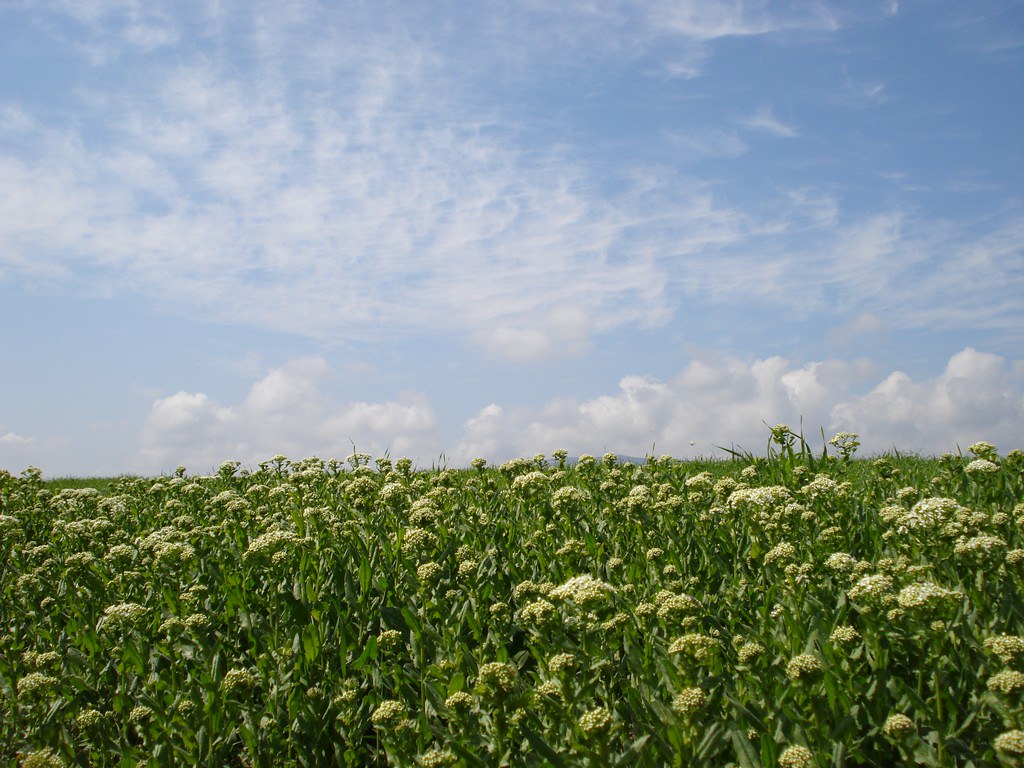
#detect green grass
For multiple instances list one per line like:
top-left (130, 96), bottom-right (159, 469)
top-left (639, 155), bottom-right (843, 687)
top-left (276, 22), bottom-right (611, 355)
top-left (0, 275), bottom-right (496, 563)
top-left (2, 432), bottom-right (1022, 767)
top-left (43, 477), bottom-right (138, 494)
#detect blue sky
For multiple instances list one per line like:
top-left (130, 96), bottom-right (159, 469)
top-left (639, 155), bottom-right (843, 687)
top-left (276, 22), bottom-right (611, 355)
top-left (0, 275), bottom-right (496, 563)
top-left (1, 0), bottom-right (1022, 476)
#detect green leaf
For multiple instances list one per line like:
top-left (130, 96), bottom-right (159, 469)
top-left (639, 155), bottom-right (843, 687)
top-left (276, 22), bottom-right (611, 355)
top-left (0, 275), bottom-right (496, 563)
top-left (351, 639), bottom-right (375, 671)
top-left (521, 722), bottom-right (568, 767)
top-left (358, 557), bottom-right (371, 595)
top-left (380, 606), bottom-right (408, 632)
top-left (731, 727), bottom-right (762, 768)
top-left (447, 674), bottom-right (465, 696)
top-left (613, 734), bottom-right (652, 767)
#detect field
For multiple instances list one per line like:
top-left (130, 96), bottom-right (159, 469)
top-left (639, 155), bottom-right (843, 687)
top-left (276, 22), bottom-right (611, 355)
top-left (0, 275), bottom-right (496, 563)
top-left (2, 430), bottom-right (1024, 767)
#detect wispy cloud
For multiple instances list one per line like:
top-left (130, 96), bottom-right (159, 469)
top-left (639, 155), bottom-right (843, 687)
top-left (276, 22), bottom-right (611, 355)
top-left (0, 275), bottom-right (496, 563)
top-left (3, 82), bottom-right (1020, 359)
top-left (839, 65), bottom-right (888, 107)
top-left (647, 0), bottom-right (839, 40)
top-left (1, 1), bottom-right (1020, 365)
top-left (941, 5), bottom-right (1024, 60)
top-left (478, 308), bottom-right (593, 362)
top-left (826, 312), bottom-right (888, 349)
top-left (665, 127), bottom-right (749, 160)
top-left (33, 0), bottom-right (181, 62)
top-left (0, 27), bottom-right (752, 360)
top-left (738, 105), bottom-right (799, 138)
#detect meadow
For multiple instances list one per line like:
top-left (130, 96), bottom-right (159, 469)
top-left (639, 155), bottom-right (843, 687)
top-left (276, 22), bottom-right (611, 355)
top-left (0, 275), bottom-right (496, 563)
top-left (2, 429), bottom-right (1023, 767)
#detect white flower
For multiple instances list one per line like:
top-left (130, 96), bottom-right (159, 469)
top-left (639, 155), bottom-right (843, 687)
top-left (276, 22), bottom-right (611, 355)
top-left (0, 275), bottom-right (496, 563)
top-left (896, 582), bottom-right (962, 610)
top-left (549, 575), bottom-right (616, 606)
top-left (882, 713), bottom-right (915, 737)
top-left (578, 706), bottom-right (612, 734)
top-left (778, 745), bottom-right (815, 768)
top-left (965, 458), bottom-right (999, 476)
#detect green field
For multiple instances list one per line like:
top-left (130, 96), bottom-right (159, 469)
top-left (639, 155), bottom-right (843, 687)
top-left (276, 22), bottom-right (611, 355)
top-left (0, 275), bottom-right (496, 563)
top-left (3, 430), bottom-right (1023, 767)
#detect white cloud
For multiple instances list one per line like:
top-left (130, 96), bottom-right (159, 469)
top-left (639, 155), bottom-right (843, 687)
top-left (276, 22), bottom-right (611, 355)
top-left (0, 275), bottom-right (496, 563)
top-left (19, 348), bottom-right (1024, 475)
top-left (738, 105), bottom-right (799, 138)
top-left (0, 431), bottom-right (34, 446)
top-left (647, 0), bottom-right (838, 40)
top-left (0, 430), bottom-right (40, 474)
top-left (838, 65), bottom-right (888, 107)
top-left (0, 103), bottom-right (34, 133)
top-left (454, 348), bottom-right (1023, 462)
top-left (44, 0), bottom-right (180, 55)
top-left (831, 348), bottom-right (1024, 454)
top-left (827, 312), bottom-right (888, 348)
top-left (479, 307), bottom-right (593, 362)
top-left (666, 127), bottom-right (749, 160)
top-left (135, 359), bottom-right (442, 473)
top-left (510, 0), bottom-right (839, 79)
top-left (2, 2), bottom-right (1020, 358)
top-left (0, 38), bottom-right (694, 357)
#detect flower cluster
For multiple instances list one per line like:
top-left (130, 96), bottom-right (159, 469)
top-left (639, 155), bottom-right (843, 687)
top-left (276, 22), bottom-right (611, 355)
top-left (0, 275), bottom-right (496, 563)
top-left (882, 713), bottom-right (915, 738)
top-left (417, 561), bottom-right (443, 583)
top-left (785, 653), bottom-right (823, 681)
top-left (578, 706), bottom-right (612, 734)
top-left (372, 699), bottom-right (408, 730)
top-left (222, 667), bottom-right (259, 695)
top-left (98, 601), bottom-right (148, 632)
top-left (549, 574), bottom-right (616, 606)
top-left (829, 625), bottom-right (860, 645)
top-left (672, 687), bottom-right (707, 714)
top-left (965, 459), bottom-right (999, 476)
top-left (995, 730), bottom-right (1024, 755)
top-left (847, 574), bottom-right (894, 607)
top-left (896, 582), bottom-right (962, 610)
top-left (986, 635), bottom-right (1024, 665)
top-left (19, 749), bottom-right (65, 768)
top-left (417, 748), bottom-right (455, 767)
top-left (777, 745), bottom-right (815, 768)
top-left (245, 527), bottom-right (300, 561)
top-left (478, 662), bottom-right (517, 694)
top-left (401, 527), bottom-right (437, 553)
top-left (656, 593), bottom-right (701, 620)
top-left (668, 633), bottom-right (719, 661)
top-left (764, 541), bottom-right (796, 564)
top-left (551, 485), bottom-right (588, 510)
top-left (519, 599), bottom-right (556, 625)
top-left (444, 691), bottom-right (476, 711)
top-left (737, 641), bottom-right (765, 663)
top-left (987, 669), bottom-right (1024, 694)
top-left (17, 672), bottom-right (59, 698)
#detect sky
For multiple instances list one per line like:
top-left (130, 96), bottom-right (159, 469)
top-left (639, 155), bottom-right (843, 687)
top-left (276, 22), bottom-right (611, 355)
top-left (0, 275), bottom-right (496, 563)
top-left (1, 0), bottom-right (1022, 476)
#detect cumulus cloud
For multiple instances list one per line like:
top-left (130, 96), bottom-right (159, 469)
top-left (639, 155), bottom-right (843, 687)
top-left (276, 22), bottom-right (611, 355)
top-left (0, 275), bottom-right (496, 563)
top-left (0, 431), bottom-right (33, 446)
top-left (455, 348), bottom-right (1023, 462)
top-left (136, 359), bottom-right (442, 473)
top-left (29, 348), bottom-right (1024, 475)
top-left (831, 348), bottom-right (1024, 454)
top-left (0, 430), bottom-right (79, 479)
top-left (0, 430), bottom-right (42, 474)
